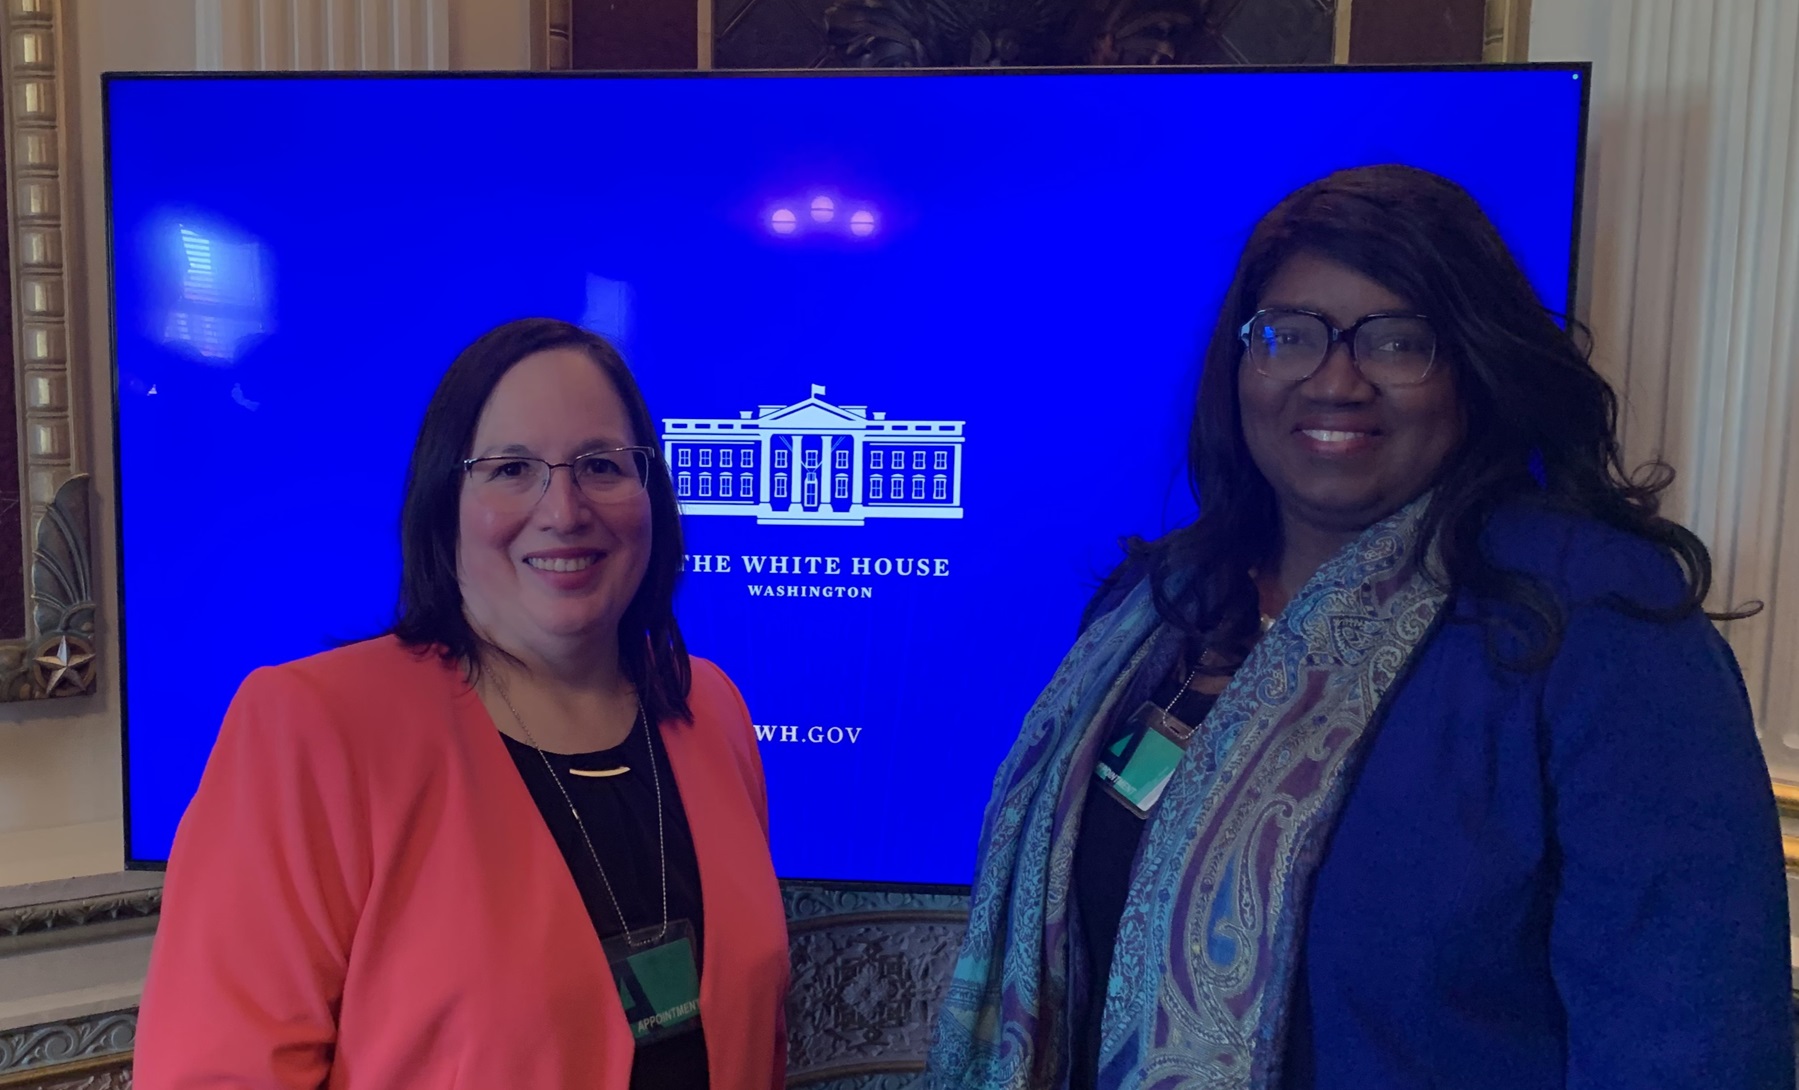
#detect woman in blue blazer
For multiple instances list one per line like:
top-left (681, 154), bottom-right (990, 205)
top-left (930, 165), bottom-right (1792, 1090)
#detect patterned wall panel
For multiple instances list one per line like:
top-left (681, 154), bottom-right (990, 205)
top-left (782, 883), bottom-right (968, 1087)
top-left (713, 0), bottom-right (1333, 70)
top-left (1204, 0), bottom-right (1333, 64)
top-left (715, 0), bottom-right (836, 69)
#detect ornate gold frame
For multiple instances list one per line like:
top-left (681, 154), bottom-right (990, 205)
top-left (1771, 781), bottom-right (1799, 872)
top-left (0, 0), bottom-right (90, 705)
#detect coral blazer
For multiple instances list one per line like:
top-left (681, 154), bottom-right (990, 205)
top-left (135, 637), bottom-right (790, 1090)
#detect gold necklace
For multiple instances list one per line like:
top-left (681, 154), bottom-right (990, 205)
top-left (491, 671), bottom-right (668, 948)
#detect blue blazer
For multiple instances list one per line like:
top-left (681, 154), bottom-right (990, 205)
top-left (1281, 508), bottom-right (1792, 1088)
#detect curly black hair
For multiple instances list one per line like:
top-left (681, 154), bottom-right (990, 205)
top-left (1087, 164), bottom-right (1737, 671)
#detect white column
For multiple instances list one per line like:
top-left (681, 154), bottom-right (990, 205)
top-left (1535, 0), bottom-right (1799, 780)
top-left (759, 434), bottom-right (771, 508)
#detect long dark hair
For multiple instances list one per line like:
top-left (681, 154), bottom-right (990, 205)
top-left (392, 317), bottom-right (692, 724)
top-left (1089, 164), bottom-right (1730, 670)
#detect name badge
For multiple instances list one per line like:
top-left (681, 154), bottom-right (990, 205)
top-left (1094, 701), bottom-right (1192, 818)
top-left (603, 917), bottom-right (701, 1045)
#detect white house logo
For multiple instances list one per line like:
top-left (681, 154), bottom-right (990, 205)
top-left (661, 385), bottom-right (965, 526)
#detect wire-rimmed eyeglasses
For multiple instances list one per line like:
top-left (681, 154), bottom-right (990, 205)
top-left (461, 446), bottom-right (656, 510)
top-left (1239, 308), bottom-right (1439, 387)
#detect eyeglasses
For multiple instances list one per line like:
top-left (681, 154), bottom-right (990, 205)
top-left (1239, 308), bottom-right (1439, 387)
top-left (462, 446), bottom-right (656, 510)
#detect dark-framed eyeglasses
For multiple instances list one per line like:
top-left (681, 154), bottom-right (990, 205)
top-left (1239, 307), bottom-right (1440, 387)
top-left (461, 446), bottom-right (656, 510)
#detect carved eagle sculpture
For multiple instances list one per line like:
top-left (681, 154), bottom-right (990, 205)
top-left (823, 0), bottom-right (1214, 68)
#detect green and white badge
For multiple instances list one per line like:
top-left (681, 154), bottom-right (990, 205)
top-left (603, 918), bottom-right (701, 1045)
top-left (1094, 701), bottom-right (1193, 818)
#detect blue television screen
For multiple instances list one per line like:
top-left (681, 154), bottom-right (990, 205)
top-left (108, 67), bottom-right (1586, 883)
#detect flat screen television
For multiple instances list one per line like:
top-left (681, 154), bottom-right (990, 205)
top-left (108, 65), bottom-right (1588, 884)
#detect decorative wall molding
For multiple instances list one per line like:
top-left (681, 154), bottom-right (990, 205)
top-left (0, 1056), bottom-right (131, 1090)
top-left (779, 883), bottom-right (968, 1087)
top-left (0, 1012), bottom-right (133, 1087)
top-left (782, 882), bottom-right (968, 923)
top-left (7, 0), bottom-right (75, 523)
top-left (785, 913), bottom-right (966, 1085)
top-left (0, 0), bottom-right (92, 703)
top-left (1568, 0), bottom-right (1799, 783)
top-left (0, 473), bottom-right (94, 701)
top-left (0, 883), bottom-right (158, 946)
top-left (789, 1076), bottom-right (917, 1090)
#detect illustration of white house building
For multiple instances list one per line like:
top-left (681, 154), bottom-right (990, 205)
top-left (661, 385), bottom-right (965, 525)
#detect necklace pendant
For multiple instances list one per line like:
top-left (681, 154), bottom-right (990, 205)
top-left (492, 671), bottom-right (671, 951)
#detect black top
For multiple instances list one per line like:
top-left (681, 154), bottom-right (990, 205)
top-left (504, 720), bottom-right (710, 1090)
top-left (1068, 675), bottom-right (1219, 1090)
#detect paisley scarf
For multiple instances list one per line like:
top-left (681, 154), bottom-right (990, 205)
top-left (928, 498), bottom-right (1446, 1090)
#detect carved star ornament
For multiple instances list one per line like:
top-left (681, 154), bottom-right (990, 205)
top-left (32, 633), bottom-right (96, 697)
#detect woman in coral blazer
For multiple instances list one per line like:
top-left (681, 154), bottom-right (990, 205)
top-left (136, 319), bottom-right (789, 1089)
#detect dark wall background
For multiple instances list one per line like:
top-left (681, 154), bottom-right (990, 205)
top-left (572, 0), bottom-right (697, 69)
top-left (571, 0), bottom-right (1488, 72)
top-left (1348, 0), bottom-right (1486, 63)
